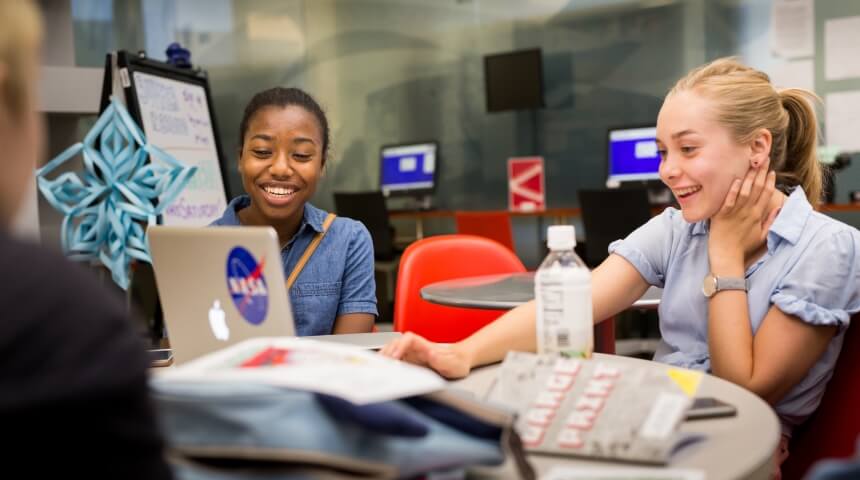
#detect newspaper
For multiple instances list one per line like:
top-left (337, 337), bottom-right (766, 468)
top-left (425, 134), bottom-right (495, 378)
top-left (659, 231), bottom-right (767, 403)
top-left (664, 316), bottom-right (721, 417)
top-left (158, 337), bottom-right (446, 404)
top-left (489, 352), bottom-right (703, 464)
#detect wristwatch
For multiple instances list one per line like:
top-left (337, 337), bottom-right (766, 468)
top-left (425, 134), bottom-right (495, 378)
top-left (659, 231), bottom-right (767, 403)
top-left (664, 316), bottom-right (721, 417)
top-left (702, 273), bottom-right (749, 298)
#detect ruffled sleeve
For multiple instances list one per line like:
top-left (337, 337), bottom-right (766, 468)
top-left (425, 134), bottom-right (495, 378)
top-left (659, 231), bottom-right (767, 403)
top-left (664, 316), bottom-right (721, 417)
top-left (771, 229), bottom-right (860, 328)
top-left (608, 208), bottom-right (681, 288)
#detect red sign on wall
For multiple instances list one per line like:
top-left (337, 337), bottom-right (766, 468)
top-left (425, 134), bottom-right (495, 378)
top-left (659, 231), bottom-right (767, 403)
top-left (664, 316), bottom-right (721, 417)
top-left (508, 156), bottom-right (545, 212)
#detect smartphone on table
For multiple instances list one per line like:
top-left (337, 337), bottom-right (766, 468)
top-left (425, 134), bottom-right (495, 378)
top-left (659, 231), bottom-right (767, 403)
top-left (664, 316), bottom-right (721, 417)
top-left (685, 397), bottom-right (738, 420)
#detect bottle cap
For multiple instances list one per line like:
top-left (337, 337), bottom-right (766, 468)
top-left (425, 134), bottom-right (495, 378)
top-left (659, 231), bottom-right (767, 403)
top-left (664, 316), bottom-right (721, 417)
top-left (547, 225), bottom-right (576, 250)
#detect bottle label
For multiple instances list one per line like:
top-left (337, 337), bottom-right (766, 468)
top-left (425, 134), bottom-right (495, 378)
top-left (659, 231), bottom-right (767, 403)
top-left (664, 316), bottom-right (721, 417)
top-left (536, 280), bottom-right (593, 358)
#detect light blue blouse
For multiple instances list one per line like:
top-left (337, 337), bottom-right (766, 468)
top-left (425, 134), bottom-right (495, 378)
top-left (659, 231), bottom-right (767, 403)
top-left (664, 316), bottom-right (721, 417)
top-left (609, 187), bottom-right (860, 434)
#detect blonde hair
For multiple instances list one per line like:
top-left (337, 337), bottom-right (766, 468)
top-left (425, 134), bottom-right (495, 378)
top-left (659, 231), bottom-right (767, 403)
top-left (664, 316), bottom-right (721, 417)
top-left (0, 0), bottom-right (42, 119)
top-left (669, 57), bottom-right (823, 205)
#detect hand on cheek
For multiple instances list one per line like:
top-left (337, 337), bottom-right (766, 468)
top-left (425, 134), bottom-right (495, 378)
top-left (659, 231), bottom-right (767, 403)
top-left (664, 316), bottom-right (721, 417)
top-left (708, 161), bottom-right (776, 274)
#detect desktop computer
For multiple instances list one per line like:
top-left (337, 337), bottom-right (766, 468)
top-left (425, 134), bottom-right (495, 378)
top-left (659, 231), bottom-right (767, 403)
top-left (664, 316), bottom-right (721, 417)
top-left (606, 125), bottom-right (661, 185)
top-left (380, 142), bottom-right (438, 210)
top-left (606, 126), bottom-right (671, 205)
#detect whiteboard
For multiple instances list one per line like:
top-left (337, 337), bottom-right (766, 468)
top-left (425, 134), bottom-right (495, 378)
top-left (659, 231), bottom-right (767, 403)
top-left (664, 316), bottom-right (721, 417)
top-left (133, 70), bottom-right (227, 226)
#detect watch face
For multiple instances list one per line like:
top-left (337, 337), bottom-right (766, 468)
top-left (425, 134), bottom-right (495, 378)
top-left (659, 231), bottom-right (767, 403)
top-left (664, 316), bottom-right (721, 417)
top-left (702, 274), bottom-right (717, 297)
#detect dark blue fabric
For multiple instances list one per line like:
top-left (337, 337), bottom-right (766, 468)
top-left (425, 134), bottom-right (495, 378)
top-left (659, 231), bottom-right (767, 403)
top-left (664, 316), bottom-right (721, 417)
top-left (404, 396), bottom-right (503, 440)
top-left (314, 394), bottom-right (429, 438)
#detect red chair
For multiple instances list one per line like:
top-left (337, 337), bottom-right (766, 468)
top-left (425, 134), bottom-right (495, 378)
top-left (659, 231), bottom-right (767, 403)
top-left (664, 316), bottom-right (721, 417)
top-left (782, 313), bottom-right (860, 480)
top-left (394, 234), bottom-right (616, 353)
top-left (394, 234), bottom-right (526, 343)
top-left (454, 211), bottom-right (516, 253)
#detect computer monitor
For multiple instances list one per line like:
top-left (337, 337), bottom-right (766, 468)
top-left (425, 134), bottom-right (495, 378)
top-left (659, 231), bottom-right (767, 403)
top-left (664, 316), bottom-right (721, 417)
top-left (607, 126), bottom-right (661, 184)
top-left (379, 142), bottom-right (438, 198)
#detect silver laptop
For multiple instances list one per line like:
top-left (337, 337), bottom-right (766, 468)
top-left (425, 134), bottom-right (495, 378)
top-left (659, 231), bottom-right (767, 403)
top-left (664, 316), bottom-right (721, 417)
top-left (148, 226), bottom-right (399, 364)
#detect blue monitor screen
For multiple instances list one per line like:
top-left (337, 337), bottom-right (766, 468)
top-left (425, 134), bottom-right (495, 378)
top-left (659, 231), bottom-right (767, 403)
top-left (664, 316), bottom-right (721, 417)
top-left (607, 126), bottom-right (661, 183)
top-left (380, 143), bottom-right (437, 196)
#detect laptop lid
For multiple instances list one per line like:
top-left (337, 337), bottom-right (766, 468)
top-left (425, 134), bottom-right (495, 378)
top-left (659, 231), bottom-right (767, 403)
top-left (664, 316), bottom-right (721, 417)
top-left (148, 225), bottom-right (295, 364)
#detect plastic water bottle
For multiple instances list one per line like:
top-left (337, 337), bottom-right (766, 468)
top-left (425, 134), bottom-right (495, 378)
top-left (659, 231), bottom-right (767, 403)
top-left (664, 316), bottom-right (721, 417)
top-left (535, 225), bottom-right (593, 357)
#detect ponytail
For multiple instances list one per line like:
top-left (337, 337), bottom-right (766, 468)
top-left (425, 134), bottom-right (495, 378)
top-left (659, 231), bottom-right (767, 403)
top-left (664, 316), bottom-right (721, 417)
top-left (668, 58), bottom-right (824, 206)
top-left (777, 89), bottom-right (823, 205)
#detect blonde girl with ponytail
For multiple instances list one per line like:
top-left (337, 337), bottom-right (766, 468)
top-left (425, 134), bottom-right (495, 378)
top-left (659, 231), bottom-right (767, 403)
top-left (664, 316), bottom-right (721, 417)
top-left (383, 57), bottom-right (860, 473)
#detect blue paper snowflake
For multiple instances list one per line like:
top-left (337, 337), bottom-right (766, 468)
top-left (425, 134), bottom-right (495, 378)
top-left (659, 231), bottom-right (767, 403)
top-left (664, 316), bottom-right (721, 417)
top-left (36, 96), bottom-right (197, 290)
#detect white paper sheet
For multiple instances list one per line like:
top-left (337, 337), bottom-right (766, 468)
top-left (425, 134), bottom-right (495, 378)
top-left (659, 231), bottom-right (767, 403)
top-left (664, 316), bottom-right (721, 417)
top-left (159, 337), bottom-right (447, 404)
top-left (825, 16), bottom-right (860, 81)
top-left (770, 0), bottom-right (814, 59)
top-left (767, 59), bottom-right (815, 92)
top-left (825, 91), bottom-right (860, 151)
top-left (542, 466), bottom-right (705, 480)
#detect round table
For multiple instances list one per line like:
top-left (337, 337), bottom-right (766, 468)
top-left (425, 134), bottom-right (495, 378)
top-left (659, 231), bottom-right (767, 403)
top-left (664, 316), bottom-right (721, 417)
top-left (420, 272), bottom-right (662, 310)
top-left (452, 353), bottom-right (780, 480)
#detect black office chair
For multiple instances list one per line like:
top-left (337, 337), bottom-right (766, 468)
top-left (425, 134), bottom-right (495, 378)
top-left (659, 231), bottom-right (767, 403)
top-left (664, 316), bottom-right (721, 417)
top-left (579, 188), bottom-right (657, 356)
top-left (577, 188), bottom-right (652, 269)
top-left (333, 191), bottom-right (399, 261)
top-left (333, 191), bottom-right (402, 324)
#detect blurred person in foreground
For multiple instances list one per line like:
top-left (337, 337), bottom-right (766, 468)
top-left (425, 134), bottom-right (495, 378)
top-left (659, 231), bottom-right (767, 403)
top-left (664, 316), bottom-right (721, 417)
top-left (0, 1), bottom-right (172, 477)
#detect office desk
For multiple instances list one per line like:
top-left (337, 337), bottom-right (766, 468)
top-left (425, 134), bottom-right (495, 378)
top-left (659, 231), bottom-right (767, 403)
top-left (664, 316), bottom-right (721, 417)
top-left (421, 272), bottom-right (662, 310)
top-left (390, 203), bottom-right (860, 240)
top-left (389, 208), bottom-right (583, 240)
top-left (452, 354), bottom-right (780, 480)
top-left (389, 208), bottom-right (583, 221)
top-left (818, 203), bottom-right (860, 212)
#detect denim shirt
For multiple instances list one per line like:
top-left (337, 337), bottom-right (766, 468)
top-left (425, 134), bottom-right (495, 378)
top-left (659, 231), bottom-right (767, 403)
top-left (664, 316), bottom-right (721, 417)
top-left (609, 187), bottom-right (860, 434)
top-left (211, 195), bottom-right (377, 335)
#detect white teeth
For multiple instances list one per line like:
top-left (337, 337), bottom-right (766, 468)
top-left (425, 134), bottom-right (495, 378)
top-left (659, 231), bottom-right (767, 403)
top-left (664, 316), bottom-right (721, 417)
top-left (675, 186), bottom-right (702, 197)
top-left (264, 186), bottom-right (295, 196)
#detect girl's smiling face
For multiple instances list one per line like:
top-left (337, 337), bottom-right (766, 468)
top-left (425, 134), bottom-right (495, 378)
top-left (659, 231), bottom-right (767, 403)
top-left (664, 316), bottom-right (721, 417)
top-left (238, 105), bottom-right (323, 227)
top-left (656, 90), bottom-right (752, 223)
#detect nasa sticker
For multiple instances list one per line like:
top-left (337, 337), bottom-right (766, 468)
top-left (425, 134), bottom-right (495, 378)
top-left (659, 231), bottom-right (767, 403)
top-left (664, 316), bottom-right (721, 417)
top-left (226, 246), bottom-right (269, 325)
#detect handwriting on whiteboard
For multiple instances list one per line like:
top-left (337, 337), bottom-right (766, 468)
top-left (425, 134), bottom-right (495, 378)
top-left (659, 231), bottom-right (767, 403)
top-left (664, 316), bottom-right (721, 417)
top-left (164, 198), bottom-right (222, 221)
top-left (132, 70), bottom-right (227, 226)
top-left (136, 75), bottom-right (180, 111)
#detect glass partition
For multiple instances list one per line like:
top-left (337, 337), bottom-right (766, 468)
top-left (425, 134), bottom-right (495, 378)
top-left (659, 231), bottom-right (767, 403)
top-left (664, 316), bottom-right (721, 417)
top-left (68, 0), bottom-right (860, 243)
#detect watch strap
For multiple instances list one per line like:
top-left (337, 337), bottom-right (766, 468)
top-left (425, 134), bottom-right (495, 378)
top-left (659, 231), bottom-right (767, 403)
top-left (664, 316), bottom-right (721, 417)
top-left (716, 276), bottom-right (748, 292)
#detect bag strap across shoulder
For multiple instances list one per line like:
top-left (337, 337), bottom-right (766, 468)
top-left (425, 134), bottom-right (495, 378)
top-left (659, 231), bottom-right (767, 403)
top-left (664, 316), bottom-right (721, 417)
top-left (286, 213), bottom-right (337, 289)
